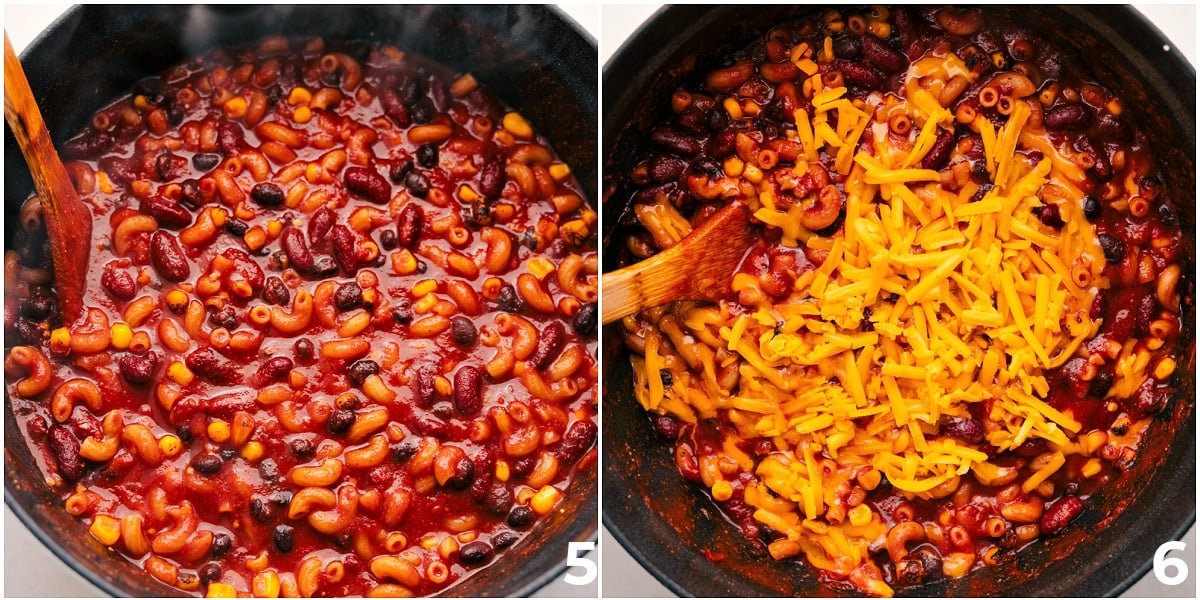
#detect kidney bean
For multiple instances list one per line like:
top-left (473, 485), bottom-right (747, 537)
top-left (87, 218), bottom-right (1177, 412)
top-left (829, 58), bottom-right (884, 90)
top-left (395, 203), bottom-right (425, 249)
top-left (920, 129), bottom-right (956, 171)
top-left (101, 267), bottom-right (138, 300)
top-left (861, 34), bottom-right (906, 73)
top-left (186, 348), bottom-right (243, 385)
top-left (1040, 496), bottom-right (1084, 535)
top-left (1036, 204), bottom-right (1064, 229)
top-left (650, 126), bottom-right (702, 157)
top-left (1093, 112), bottom-right (1131, 143)
top-left (453, 365), bottom-right (483, 416)
top-left (140, 194), bottom-right (193, 229)
top-left (409, 411), bottom-right (449, 438)
top-left (217, 120), bottom-right (244, 155)
top-left (556, 419), bottom-right (597, 463)
top-left (49, 425), bottom-right (84, 481)
top-left (252, 356), bottom-right (294, 387)
top-left (329, 225), bottom-right (359, 274)
top-left (250, 182), bottom-right (285, 207)
top-left (99, 155), bottom-right (140, 186)
top-left (279, 227), bottom-right (315, 273)
top-left (832, 34), bottom-right (862, 59)
top-left (154, 152), bottom-right (187, 181)
top-left (379, 86), bottom-right (411, 128)
top-left (479, 158), bottom-right (505, 198)
top-left (307, 206), bottom-right (336, 244)
top-left (412, 362), bottom-right (437, 407)
top-left (262, 276), bottom-right (290, 306)
top-left (940, 417), bottom-right (984, 444)
top-left (344, 166), bottom-right (392, 204)
top-left (192, 153), bottom-right (221, 171)
top-left (149, 231), bottom-right (190, 282)
top-left (1043, 103), bottom-right (1092, 130)
top-left (459, 541), bottom-right (494, 566)
top-left (528, 322), bottom-right (566, 371)
top-left (119, 352), bottom-right (159, 385)
top-left (647, 154), bottom-right (687, 183)
top-left (62, 131), bottom-right (114, 160)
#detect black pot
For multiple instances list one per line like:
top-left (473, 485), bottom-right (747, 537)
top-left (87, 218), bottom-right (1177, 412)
top-left (4, 5), bottom-right (596, 597)
top-left (602, 5), bottom-right (1195, 597)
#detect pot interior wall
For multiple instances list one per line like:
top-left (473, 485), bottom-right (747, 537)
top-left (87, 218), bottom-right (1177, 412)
top-left (5, 4), bottom-right (596, 597)
top-left (602, 5), bottom-right (1194, 597)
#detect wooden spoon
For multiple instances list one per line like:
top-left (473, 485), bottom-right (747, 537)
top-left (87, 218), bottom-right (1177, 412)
top-left (602, 201), bottom-right (755, 325)
top-left (4, 32), bottom-right (92, 322)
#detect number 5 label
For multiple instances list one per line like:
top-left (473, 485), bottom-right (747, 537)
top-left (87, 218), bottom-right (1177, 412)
top-left (1154, 540), bottom-right (1188, 586)
top-left (564, 541), bottom-right (597, 586)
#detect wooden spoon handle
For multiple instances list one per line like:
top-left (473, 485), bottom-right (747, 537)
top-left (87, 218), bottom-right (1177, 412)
top-left (4, 32), bottom-right (92, 322)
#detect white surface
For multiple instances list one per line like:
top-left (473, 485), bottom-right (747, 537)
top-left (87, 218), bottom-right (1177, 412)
top-left (599, 3), bottom-right (1198, 599)
top-left (1, 4), bottom-right (599, 598)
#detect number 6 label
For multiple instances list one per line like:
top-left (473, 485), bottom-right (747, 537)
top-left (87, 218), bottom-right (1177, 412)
top-left (564, 541), bottom-right (597, 586)
top-left (1154, 540), bottom-right (1188, 586)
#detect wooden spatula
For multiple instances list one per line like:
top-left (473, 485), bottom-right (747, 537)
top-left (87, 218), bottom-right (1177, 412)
top-left (4, 32), bottom-right (92, 323)
top-left (602, 201), bottom-right (755, 325)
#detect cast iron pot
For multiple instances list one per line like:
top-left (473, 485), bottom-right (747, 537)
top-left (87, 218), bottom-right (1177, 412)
top-left (602, 5), bottom-right (1195, 597)
top-left (4, 4), bottom-right (596, 597)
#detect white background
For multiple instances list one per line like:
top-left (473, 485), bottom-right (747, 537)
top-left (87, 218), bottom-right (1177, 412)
top-left (3, 3), bottom-right (1197, 599)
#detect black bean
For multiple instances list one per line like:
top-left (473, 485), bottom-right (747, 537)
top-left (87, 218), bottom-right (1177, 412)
top-left (392, 299), bottom-right (413, 325)
top-left (480, 482), bottom-right (513, 516)
top-left (450, 316), bottom-right (478, 347)
top-left (290, 437), bottom-right (315, 460)
top-left (458, 541), bottom-right (494, 566)
top-left (210, 533), bottom-right (232, 558)
top-left (224, 218), bottom-right (250, 237)
top-left (1098, 233), bottom-right (1126, 263)
top-left (334, 282), bottom-right (364, 311)
top-left (1082, 196), bottom-right (1101, 221)
top-left (572, 303), bottom-right (598, 338)
top-left (496, 284), bottom-right (522, 313)
top-left (379, 229), bottom-right (397, 250)
top-left (404, 171), bottom-right (431, 197)
top-left (249, 496), bottom-right (274, 522)
top-left (294, 338), bottom-right (315, 361)
top-left (346, 359), bottom-right (380, 387)
top-left (262, 276), bottom-right (290, 306)
top-left (391, 439), bottom-right (420, 463)
top-left (192, 153), bottom-right (221, 171)
top-left (259, 458), bottom-right (281, 483)
top-left (327, 409), bottom-right (357, 435)
top-left (198, 563), bottom-right (222, 587)
top-left (209, 305), bottom-right (238, 330)
top-left (507, 505), bottom-right (535, 529)
top-left (417, 143), bottom-right (439, 168)
top-left (191, 453), bottom-right (223, 475)
top-left (251, 182), bottom-right (285, 207)
top-left (273, 524), bottom-right (295, 553)
top-left (492, 530), bottom-right (520, 550)
top-left (389, 158), bottom-right (414, 183)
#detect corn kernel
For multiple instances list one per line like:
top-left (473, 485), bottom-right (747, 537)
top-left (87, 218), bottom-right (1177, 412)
top-left (560, 219), bottom-right (589, 246)
top-left (433, 375), bottom-right (453, 397)
top-left (252, 569), bottom-right (281, 598)
top-left (167, 361), bottom-right (195, 386)
top-left (224, 96), bottom-right (248, 119)
top-left (858, 468), bottom-right (881, 491)
top-left (241, 441), bottom-right (265, 462)
top-left (458, 184), bottom-right (479, 203)
top-left (412, 279), bottom-right (438, 297)
top-left (548, 163), bottom-right (572, 182)
top-left (391, 250), bottom-right (418, 276)
top-left (723, 97), bottom-right (743, 120)
top-left (723, 156), bottom-right (745, 177)
top-left (1081, 457), bottom-right (1102, 478)
top-left (287, 87), bottom-right (312, 106)
top-left (207, 419), bottom-right (231, 444)
top-left (867, 20), bottom-right (891, 39)
top-left (711, 480), bottom-right (733, 502)
top-left (527, 257), bottom-right (556, 281)
top-left (244, 226), bottom-right (268, 252)
top-left (108, 323), bottom-right (133, 350)
top-left (743, 163), bottom-right (763, 184)
top-left (89, 514), bottom-right (121, 545)
top-left (133, 95), bottom-right (156, 112)
top-left (1154, 357), bottom-right (1176, 380)
top-left (159, 434), bottom-right (183, 457)
top-left (501, 112), bottom-right (534, 140)
top-left (495, 460), bottom-right (511, 482)
top-left (166, 289), bottom-right (189, 312)
top-left (848, 504), bottom-right (872, 527)
top-left (266, 219), bottom-right (284, 238)
top-left (413, 293), bottom-right (438, 315)
top-left (50, 327), bottom-right (72, 355)
top-left (98, 170), bottom-right (114, 194)
top-left (530, 485), bottom-right (562, 515)
top-left (293, 106), bottom-right (312, 124)
top-left (206, 583), bottom-right (238, 598)
top-left (1082, 430), bottom-right (1108, 455)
